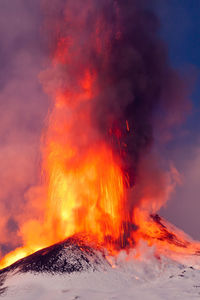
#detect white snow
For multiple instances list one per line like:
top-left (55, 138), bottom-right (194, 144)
top-left (1, 243), bottom-right (200, 300)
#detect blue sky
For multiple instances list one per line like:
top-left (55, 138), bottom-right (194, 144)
top-left (156, 0), bottom-right (200, 103)
top-left (154, 1), bottom-right (200, 239)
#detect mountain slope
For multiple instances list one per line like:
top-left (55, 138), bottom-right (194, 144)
top-left (1, 249), bottom-right (200, 300)
top-left (0, 236), bottom-right (109, 276)
top-left (1, 217), bottom-right (200, 299)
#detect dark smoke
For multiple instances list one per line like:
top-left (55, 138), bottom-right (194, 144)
top-left (91, 1), bottom-right (189, 187)
top-left (42, 0), bottom-right (189, 187)
top-left (0, 0), bottom-right (191, 258)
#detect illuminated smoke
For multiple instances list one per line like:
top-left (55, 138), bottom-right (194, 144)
top-left (0, 0), bottom-right (191, 267)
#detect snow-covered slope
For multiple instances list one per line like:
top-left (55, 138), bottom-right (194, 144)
top-left (1, 239), bottom-right (200, 299)
top-left (1, 251), bottom-right (200, 299)
top-left (0, 236), bottom-right (108, 276)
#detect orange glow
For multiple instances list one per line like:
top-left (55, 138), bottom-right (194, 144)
top-left (0, 32), bottom-right (129, 267)
top-left (1, 3), bottom-right (200, 270)
top-left (133, 208), bottom-right (200, 259)
top-left (0, 69), bottom-right (127, 268)
top-left (44, 144), bottom-right (126, 246)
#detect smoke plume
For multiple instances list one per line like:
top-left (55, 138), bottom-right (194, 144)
top-left (0, 0), bottom-right (191, 262)
top-left (41, 0), bottom-right (189, 206)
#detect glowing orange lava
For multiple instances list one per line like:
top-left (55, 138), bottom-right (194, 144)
top-left (0, 42), bottom-right (129, 268)
top-left (1, 1), bottom-right (200, 270)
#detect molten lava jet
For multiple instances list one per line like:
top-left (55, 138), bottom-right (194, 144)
top-left (0, 0), bottom-right (199, 270)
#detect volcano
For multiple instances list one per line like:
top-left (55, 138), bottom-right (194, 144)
top-left (0, 235), bottom-right (109, 277)
top-left (0, 235), bottom-right (110, 297)
top-left (0, 1), bottom-right (199, 299)
top-left (0, 214), bottom-right (199, 278)
top-left (0, 0), bottom-right (194, 270)
top-left (1, 218), bottom-right (200, 300)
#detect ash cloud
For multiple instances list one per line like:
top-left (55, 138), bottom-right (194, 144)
top-left (38, 0), bottom-right (191, 248)
top-left (42, 0), bottom-right (189, 186)
top-left (0, 0), bottom-right (192, 256)
top-left (92, 1), bottom-right (189, 186)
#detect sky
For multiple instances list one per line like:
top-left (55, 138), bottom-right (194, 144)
top-left (154, 1), bottom-right (200, 239)
top-left (0, 0), bottom-right (199, 256)
top-left (0, 0), bottom-right (48, 254)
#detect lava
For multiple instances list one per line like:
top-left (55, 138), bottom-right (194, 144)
top-left (0, 0), bottom-right (196, 269)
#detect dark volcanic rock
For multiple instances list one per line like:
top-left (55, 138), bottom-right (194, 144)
top-left (0, 235), bottom-right (109, 276)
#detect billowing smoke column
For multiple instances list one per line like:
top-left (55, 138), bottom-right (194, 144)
top-left (90, 1), bottom-right (167, 187)
top-left (0, 0), bottom-right (190, 268)
top-left (44, 0), bottom-right (187, 181)
top-left (42, 0), bottom-right (188, 211)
